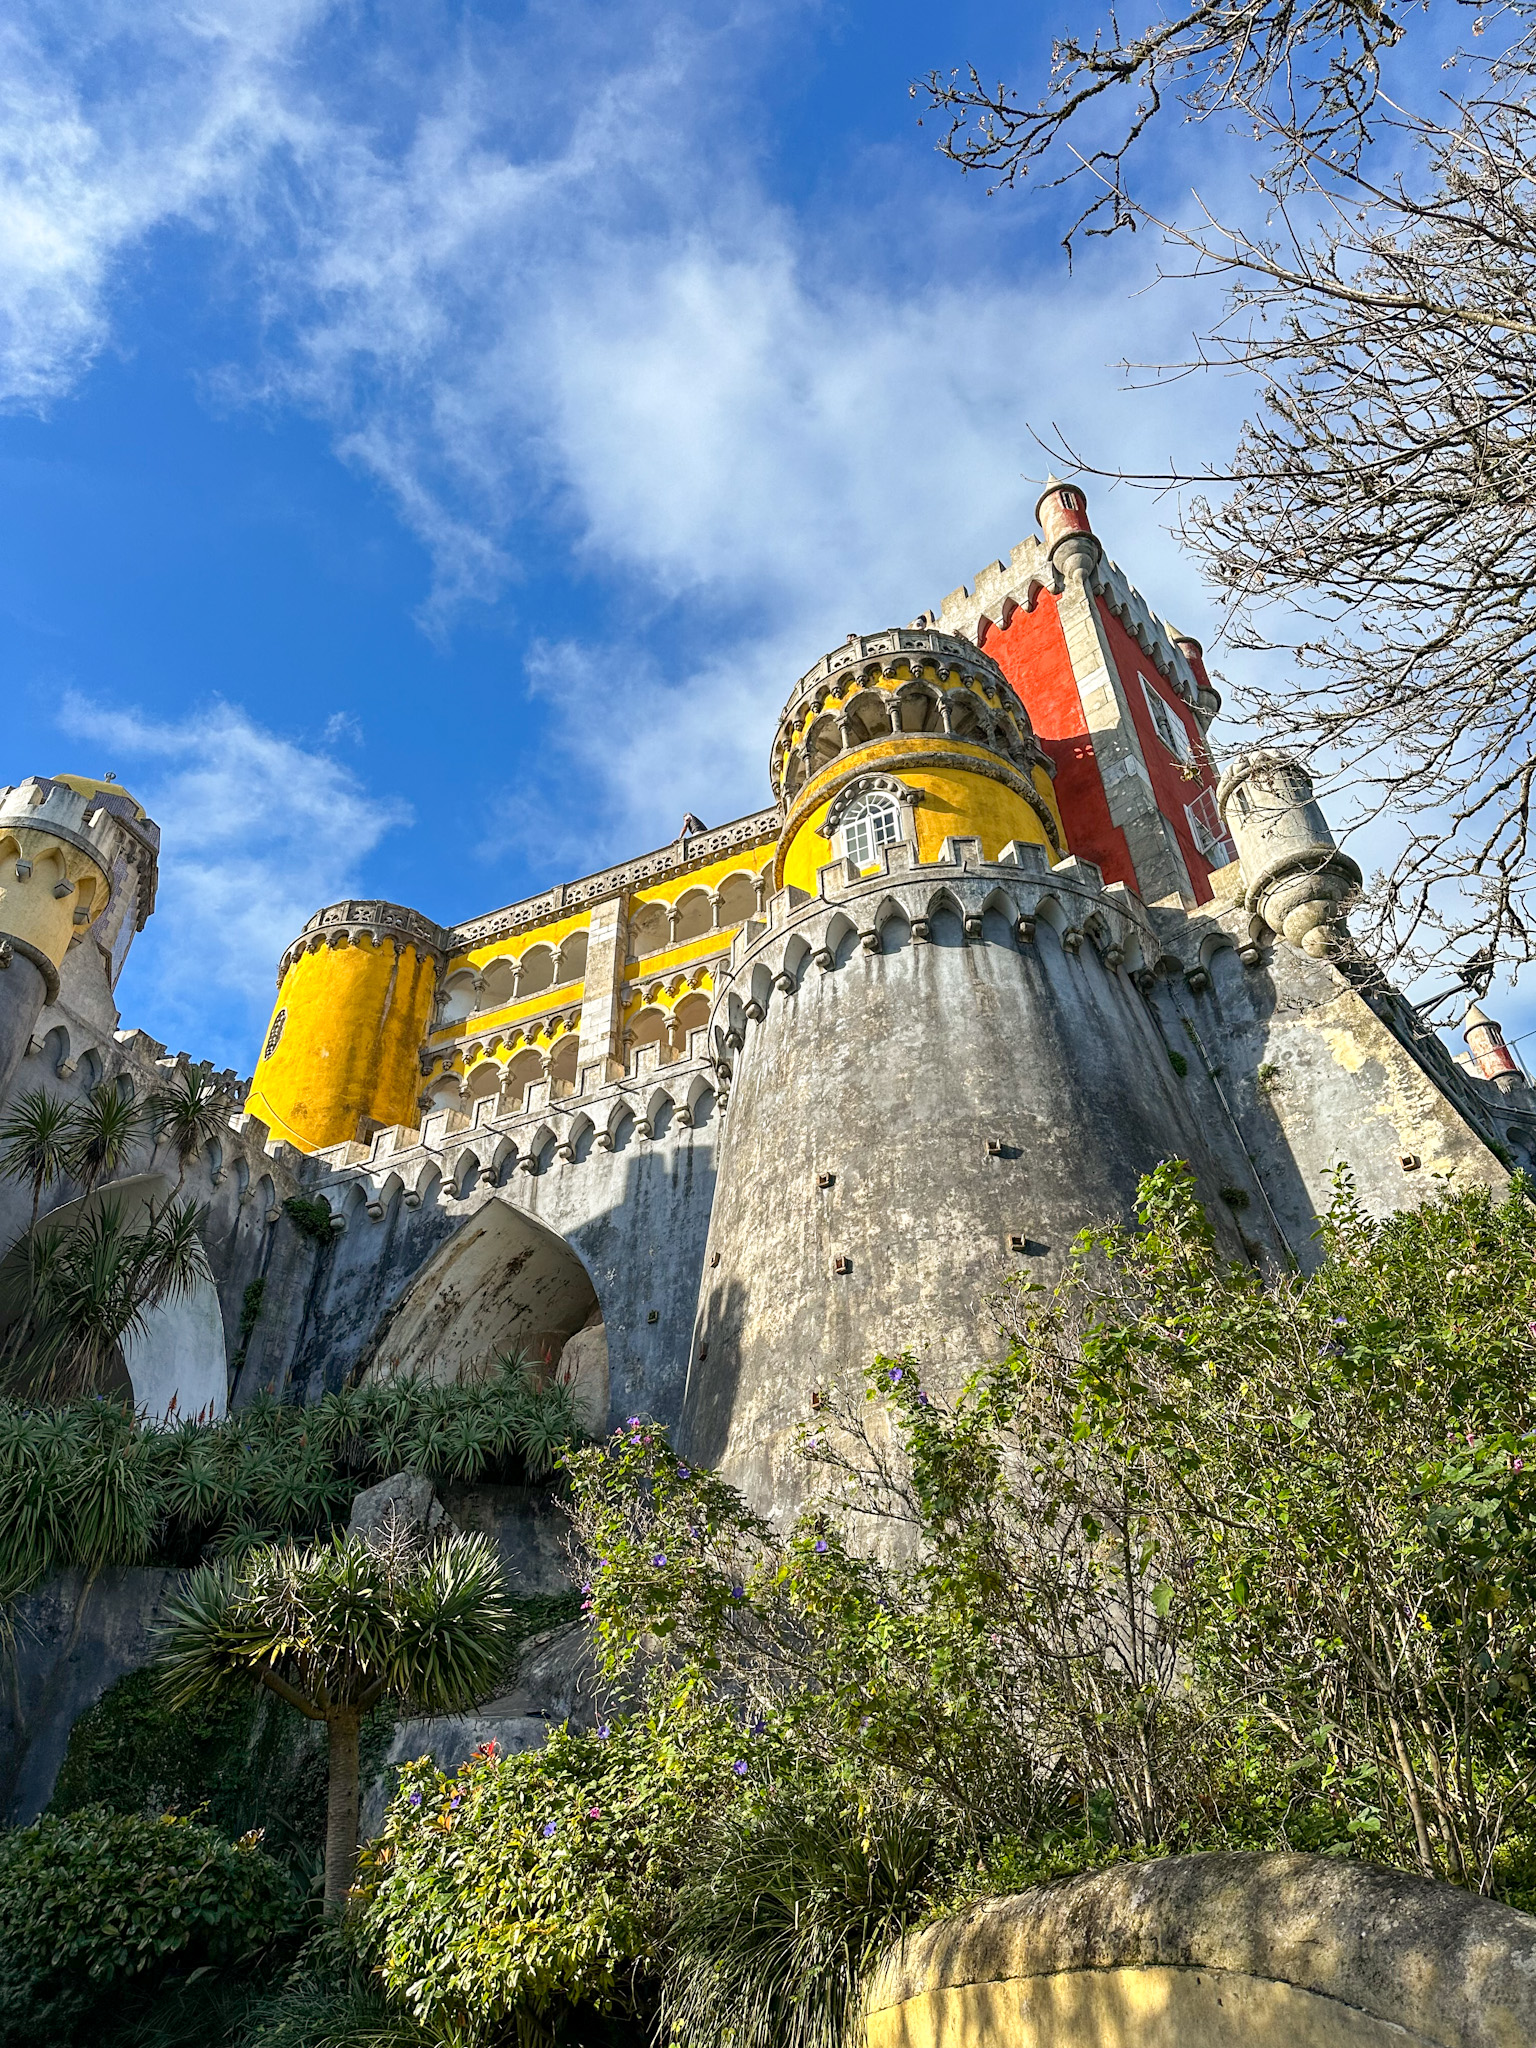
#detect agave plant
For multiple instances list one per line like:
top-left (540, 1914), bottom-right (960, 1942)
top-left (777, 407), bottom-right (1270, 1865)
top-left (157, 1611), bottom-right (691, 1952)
top-left (157, 1530), bottom-right (515, 1906)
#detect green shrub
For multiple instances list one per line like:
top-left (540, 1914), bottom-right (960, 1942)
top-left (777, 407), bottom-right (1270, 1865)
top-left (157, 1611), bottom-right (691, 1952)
top-left (662, 1778), bottom-right (952, 2048)
top-left (357, 1720), bottom-right (746, 2042)
top-left (0, 1355), bottom-right (585, 1602)
top-left (570, 1167), bottom-right (1536, 1898)
top-left (49, 1666), bottom-right (399, 1871)
top-left (281, 1195), bottom-right (336, 1244)
top-left (0, 1807), bottom-right (303, 2045)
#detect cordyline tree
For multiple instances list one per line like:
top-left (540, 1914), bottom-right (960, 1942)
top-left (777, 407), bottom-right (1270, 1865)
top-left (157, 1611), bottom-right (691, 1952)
top-left (0, 1079), bottom-right (221, 1401)
top-left (921, 3), bottom-right (1536, 986)
top-left (157, 1530), bottom-right (515, 1907)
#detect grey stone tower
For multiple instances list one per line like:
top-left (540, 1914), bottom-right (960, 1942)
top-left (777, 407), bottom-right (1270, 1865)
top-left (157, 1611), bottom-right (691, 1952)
top-left (0, 778), bottom-right (159, 1098)
top-left (681, 630), bottom-right (1279, 1522)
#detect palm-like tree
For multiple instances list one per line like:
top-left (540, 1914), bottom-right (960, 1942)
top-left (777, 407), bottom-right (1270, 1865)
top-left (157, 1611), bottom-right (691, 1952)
top-left (68, 1080), bottom-right (152, 1195)
top-left (148, 1066), bottom-right (232, 1193)
top-left (0, 1196), bottom-right (211, 1399)
top-left (156, 1531), bottom-right (515, 1907)
top-left (0, 1089), bottom-right (78, 1227)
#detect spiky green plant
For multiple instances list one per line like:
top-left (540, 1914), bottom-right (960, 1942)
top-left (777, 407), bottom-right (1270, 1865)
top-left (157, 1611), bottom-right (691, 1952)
top-left (66, 1080), bottom-right (152, 1196)
top-left (0, 1196), bottom-right (211, 1399)
top-left (0, 1354), bottom-right (588, 1605)
top-left (146, 1065), bottom-right (233, 1193)
top-left (0, 1088), bottom-right (78, 1227)
top-left (661, 1781), bottom-right (950, 2048)
top-left (157, 1531), bottom-right (516, 1907)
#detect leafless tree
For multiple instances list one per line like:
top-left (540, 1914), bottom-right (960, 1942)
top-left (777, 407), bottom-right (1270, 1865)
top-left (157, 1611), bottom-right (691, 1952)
top-left (921, 5), bottom-right (1536, 980)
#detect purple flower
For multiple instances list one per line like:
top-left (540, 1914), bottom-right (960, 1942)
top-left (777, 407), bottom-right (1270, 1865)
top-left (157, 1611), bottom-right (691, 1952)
top-left (689, 1525), bottom-right (703, 1539)
top-left (732, 1760), bottom-right (748, 1777)
top-left (730, 1584), bottom-right (746, 1601)
top-left (677, 1466), bottom-right (691, 1479)
top-left (409, 1791), bottom-right (422, 1807)
top-left (1515, 1457), bottom-right (1526, 1472)
top-left (917, 1391), bottom-right (929, 1406)
top-left (814, 1539), bottom-right (828, 1554)
top-left (889, 1366), bottom-right (903, 1383)
top-left (627, 1417), bottom-right (640, 1428)
top-left (596, 1724), bottom-right (611, 1740)
top-left (652, 1553), bottom-right (668, 1567)
top-left (543, 1820), bottom-right (557, 1838)
top-left (749, 1717), bottom-right (766, 1736)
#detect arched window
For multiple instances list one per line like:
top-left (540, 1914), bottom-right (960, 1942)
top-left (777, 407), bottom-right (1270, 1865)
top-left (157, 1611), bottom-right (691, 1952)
top-left (841, 793), bottom-right (901, 867)
top-left (263, 1009), bottom-right (286, 1060)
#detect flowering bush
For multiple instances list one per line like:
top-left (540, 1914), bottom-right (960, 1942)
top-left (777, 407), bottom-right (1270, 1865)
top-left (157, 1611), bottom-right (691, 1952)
top-left (356, 1720), bottom-right (751, 2041)
top-left (568, 1167), bottom-right (1536, 1898)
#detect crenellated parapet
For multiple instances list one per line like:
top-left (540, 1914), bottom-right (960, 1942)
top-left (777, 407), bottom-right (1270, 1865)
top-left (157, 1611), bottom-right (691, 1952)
top-left (771, 627), bottom-right (1049, 808)
top-left (0, 774), bottom-right (163, 1098)
top-left (277, 899), bottom-right (449, 983)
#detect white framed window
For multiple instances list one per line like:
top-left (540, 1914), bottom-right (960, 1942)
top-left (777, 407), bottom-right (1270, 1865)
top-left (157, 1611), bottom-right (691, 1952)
top-left (1140, 675), bottom-right (1193, 762)
top-left (841, 793), bottom-right (902, 867)
top-left (1185, 787), bottom-right (1236, 867)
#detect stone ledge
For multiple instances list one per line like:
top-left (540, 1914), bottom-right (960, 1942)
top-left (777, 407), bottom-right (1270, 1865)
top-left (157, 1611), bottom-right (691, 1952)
top-left (863, 1853), bottom-right (1536, 2048)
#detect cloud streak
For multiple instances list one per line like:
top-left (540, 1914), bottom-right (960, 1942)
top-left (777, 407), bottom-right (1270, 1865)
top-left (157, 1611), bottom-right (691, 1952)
top-left (10, 1), bottom-right (1275, 976)
top-left (56, 692), bottom-right (411, 1069)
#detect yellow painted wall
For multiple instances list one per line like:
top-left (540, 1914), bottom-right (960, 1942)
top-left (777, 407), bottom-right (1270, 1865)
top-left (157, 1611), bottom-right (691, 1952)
top-left (246, 938), bottom-right (439, 1153)
top-left (627, 843), bottom-right (775, 915)
top-left (779, 742), bottom-right (1064, 897)
top-left (447, 906), bottom-right (592, 977)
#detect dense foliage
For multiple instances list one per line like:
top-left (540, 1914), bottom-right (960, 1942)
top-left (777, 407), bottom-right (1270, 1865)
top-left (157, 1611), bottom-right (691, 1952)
top-left (50, 1666), bottom-right (398, 1872)
top-left (573, 1171), bottom-right (1536, 1897)
top-left (0, 1355), bottom-right (584, 1603)
top-left (0, 1808), bottom-right (302, 2046)
top-left (22, 1167), bottom-right (1536, 2048)
top-left (0, 1078), bottom-right (225, 1400)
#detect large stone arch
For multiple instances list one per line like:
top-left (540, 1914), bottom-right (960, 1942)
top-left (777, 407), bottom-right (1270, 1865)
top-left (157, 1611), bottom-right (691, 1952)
top-left (362, 1195), bottom-right (600, 1387)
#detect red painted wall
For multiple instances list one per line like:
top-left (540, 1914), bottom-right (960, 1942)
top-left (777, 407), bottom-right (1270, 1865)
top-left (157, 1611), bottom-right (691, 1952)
top-left (976, 590), bottom-right (1223, 905)
top-left (979, 593), bottom-right (1139, 891)
top-left (1094, 599), bottom-right (1220, 903)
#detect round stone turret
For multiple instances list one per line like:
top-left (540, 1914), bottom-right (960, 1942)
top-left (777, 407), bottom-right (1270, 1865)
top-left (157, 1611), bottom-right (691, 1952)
top-left (247, 900), bottom-right (448, 1152)
top-left (770, 627), bottom-right (1064, 896)
top-left (0, 775), bottom-right (160, 1096)
top-left (1216, 751), bottom-right (1361, 957)
top-left (685, 850), bottom-right (1280, 1525)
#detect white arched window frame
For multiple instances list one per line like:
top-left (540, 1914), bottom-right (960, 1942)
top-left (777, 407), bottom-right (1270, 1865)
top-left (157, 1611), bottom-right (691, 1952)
top-left (840, 792), bottom-right (903, 868)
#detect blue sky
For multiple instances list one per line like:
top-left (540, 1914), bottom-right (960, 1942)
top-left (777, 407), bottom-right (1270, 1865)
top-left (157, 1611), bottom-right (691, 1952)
top-left (3, 0), bottom-right (1521, 1075)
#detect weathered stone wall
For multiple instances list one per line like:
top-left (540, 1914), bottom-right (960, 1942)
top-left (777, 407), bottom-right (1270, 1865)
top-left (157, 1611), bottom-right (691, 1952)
top-left (686, 839), bottom-right (1524, 1521)
top-left (685, 844), bottom-right (1277, 1520)
top-left (245, 1074), bottom-right (721, 1432)
top-left (863, 1853), bottom-right (1536, 2048)
top-left (0, 1566), bottom-right (182, 1824)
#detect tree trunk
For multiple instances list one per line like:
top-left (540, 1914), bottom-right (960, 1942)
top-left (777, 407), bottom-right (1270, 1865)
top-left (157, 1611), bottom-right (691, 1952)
top-left (324, 1708), bottom-right (362, 1909)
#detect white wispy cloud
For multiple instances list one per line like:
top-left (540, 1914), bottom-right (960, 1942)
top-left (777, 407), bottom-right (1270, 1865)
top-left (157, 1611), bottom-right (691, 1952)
top-left (56, 692), bottom-right (411, 1068)
top-left (0, 0), bottom-right (330, 406)
top-left (10, 2), bottom-right (1260, 886)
